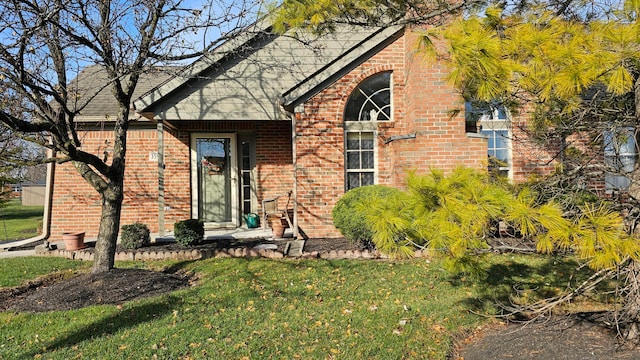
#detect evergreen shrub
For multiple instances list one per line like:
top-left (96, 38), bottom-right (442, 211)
top-left (120, 223), bottom-right (151, 250)
top-left (174, 219), bottom-right (204, 246)
top-left (332, 185), bottom-right (402, 249)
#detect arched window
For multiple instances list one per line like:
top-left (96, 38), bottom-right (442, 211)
top-left (344, 72), bottom-right (392, 190)
top-left (344, 72), bottom-right (391, 122)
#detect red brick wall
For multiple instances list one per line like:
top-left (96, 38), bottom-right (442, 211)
top-left (509, 119), bottom-right (558, 182)
top-left (393, 30), bottom-right (487, 181)
top-left (255, 121), bottom-right (294, 201)
top-left (49, 120), bottom-right (294, 240)
top-left (564, 131), bottom-right (607, 193)
top-left (50, 128), bottom-right (160, 240)
top-left (49, 30), bottom-right (558, 242)
top-left (162, 126), bottom-right (191, 230)
top-left (295, 29), bottom-right (489, 237)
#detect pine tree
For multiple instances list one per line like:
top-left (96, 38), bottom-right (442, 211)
top-left (427, 1), bottom-right (640, 340)
top-left (271, 0), bottom-right (640, 340)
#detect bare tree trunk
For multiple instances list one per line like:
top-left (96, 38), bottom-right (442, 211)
top-left (91, 182), bottom-right (124, 273)
top-left (620, 65), bottom-right (640, 341)
top-left (622, 261), bottom-right (640, 341)
top-left (91, 113), bottom-right (128, 274)
top-left (635, 76), bottom-right (640, 122)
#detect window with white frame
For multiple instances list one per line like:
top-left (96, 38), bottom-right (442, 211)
top-left (481, 124), bottom-right (510, 176)
top-left (604, 127), bottom-right (637, 191)
top-left (346, 132), bottom-right (375, 189)
top-left (466, 101), bottom-right (511, 177)
top-left (344, 72), bottom-right (391, 190)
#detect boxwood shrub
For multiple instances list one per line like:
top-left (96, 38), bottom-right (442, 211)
top-left (332, 185), bottom-right (402, 249)
top-left (120, 223), bottom-right (151, 250)
top-left (174, 219), bottom-right (204, 246)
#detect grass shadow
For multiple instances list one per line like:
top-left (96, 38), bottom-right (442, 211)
top-left (19, 294), bottom-right (183, 359)
top-left (452, 254), bottom-right (608, 315)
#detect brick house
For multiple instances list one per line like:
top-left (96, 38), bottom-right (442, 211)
top-left (46, 23), bottom-right (558, 241)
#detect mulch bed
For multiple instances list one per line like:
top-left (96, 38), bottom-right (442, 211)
top-left (451, 313), bottom-right (638, 360)
top-left (0, 268), bottom-right (192, 313)
top-left (1, 238), bottom-right (363, 313)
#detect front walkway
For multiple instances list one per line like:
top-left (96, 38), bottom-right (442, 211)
top-left (0, 227), bottom-right (293, 260)
top-left (0, 249), bottom-right (35, 259)
top-left (5, 227), bottom-right (428, 261)
top-left (153, 226), bottom-right (293, 243)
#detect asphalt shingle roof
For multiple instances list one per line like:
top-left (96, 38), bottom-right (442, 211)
top-left (70, 65), bottom-right (175, 121)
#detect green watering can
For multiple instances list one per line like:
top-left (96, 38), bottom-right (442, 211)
top-left (243, 213), bottom-right (260, 228)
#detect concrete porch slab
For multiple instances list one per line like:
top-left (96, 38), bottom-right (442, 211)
top-left (153, 226), bottom-right (294, 243)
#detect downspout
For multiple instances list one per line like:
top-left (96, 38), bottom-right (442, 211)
top-left (0, 144), bottom-right (55, 250)
top-left (38, 151), bottom-right (54, 242)
top-left (40, 148), bottom-right (54, 242)
top-left (279, 100), bottom-right (299, 239)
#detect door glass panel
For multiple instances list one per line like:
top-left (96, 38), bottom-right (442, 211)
top-left (197, 138), bottom-right (231, 222)
top-left (241, 141), bottom-right (253, 215)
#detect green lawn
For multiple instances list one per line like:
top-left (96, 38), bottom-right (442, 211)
top-left (0, 199), bottom-right (44, 242)
top-left (0, 254), bottom-right (607, 359)
top-left (0, 257), bottom-right (90, 288)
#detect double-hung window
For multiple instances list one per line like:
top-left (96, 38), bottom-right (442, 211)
top-left (604, 127), bottom-right (637, 191)
top-left (346, 132), bottom-right (375, 189)
top-left (466, 101), bottom-right (511, 177)
top-left (344, 72), bottom-right (391, 191)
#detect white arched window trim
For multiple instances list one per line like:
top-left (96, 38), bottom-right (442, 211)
top-left (344, 72), bottom-right (392, 191)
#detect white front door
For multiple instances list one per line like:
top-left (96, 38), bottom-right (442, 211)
top-left (190, 133), bottom-right (239, 227)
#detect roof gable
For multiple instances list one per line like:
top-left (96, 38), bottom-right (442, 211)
top-left (133, 23), bottom-right (404, 121)
top-left (281, 26), bottom-right (403, 109)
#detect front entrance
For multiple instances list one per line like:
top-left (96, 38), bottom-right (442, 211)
top-left (190, 133), bottom-right (239, 227)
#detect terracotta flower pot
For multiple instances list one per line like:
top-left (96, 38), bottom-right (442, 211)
top-left (268, 216), bottom-right (286, 238)
top-left (62, 232), bottom-right (86, 251)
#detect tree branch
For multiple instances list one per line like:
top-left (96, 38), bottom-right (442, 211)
top-left (73, 161), bottom-right (108, 193)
